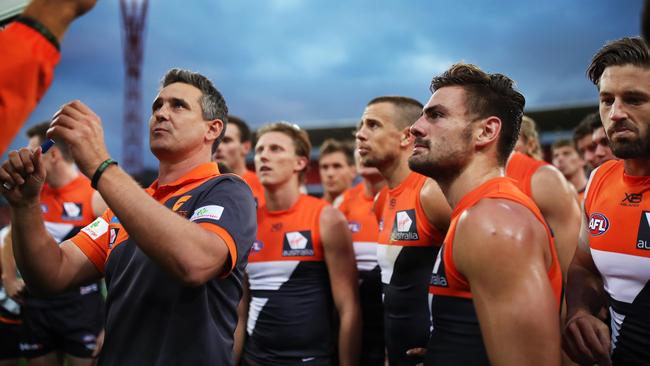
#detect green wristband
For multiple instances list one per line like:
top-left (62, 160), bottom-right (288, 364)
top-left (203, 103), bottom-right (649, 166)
top-left (91, 159), bottom-right (118, 189)
top-left (16, 16), bottom-right (60, 51)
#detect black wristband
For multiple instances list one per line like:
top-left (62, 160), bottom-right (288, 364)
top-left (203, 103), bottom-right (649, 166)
top-left (91, 159), bottom-right (118, 189)
top-left (16, 16), bottom-right (60, 51)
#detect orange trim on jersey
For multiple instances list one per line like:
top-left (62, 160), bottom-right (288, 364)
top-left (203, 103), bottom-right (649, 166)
top-left (434, 177), bottom-right (563, 308)
top-left (71, 226), bottom-right (109, 273)
top-left (0, 22), bottom-right (60, 155)
top-left (242, 170), bottom-right (265, 206)
top-left (506, 152), bottom-right (549, 197)
top-left (584, 160), bottom-right (650, 258)
top-left (198, 222), bottom-right (237, 277)
top-left (377, 172), bottom-right (443, 247)
top-left (0, 316), bottom-right (22, 325)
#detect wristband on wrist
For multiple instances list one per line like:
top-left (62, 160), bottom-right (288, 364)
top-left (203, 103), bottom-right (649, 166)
top-left (15, 16), bottom-right (60, 51)
top-left (91, 159), bottom-right (118, 189)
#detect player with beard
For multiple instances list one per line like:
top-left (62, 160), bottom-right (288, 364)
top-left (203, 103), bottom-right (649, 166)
top-left (564, 37), bottom-right (650, 366)
top-left (409, 63), bottom-right (562, 366)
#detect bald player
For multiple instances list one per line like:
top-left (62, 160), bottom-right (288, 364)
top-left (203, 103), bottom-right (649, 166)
top-left (355, 96), bottom-right (450, 365)
top-left (410, 62), bottom-right (562, 366)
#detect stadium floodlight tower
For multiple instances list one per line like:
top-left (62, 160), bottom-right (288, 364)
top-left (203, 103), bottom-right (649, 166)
top-left (120, 0), bottom-right (148, 175)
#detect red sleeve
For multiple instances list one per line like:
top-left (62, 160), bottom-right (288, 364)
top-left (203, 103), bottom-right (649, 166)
top-left (70, 211), bottom-right (112, 273)
top-left (0, 22), bottom-right (60, 155)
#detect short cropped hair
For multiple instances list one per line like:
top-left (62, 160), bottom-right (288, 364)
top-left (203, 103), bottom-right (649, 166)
top-left (161, 68), bottom-right (228, 147)
top-left (573, 112), bottom-right (601, 143)
top-left (430, 63), bottom-right (526, 165)
top-left (256, 122), bottom-right (312, 182)
top-left (26, 122), bottom-right (72, 161)
top-left (319, 139), bottom-right (354, 166)
top-left (211, 115), bottom-right (251, 154)
top-left (551, 138), bottom-right (577, 152)
top-left (367, 96), bottom-right (423, 130)
top-left (587, 37), bottom-right (650, 86)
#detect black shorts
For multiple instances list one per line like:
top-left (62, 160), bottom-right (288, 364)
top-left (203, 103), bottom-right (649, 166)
top-left (21, 292), bottom-right (104, 359)
top-left (0, 320), bottom-right (26, 360)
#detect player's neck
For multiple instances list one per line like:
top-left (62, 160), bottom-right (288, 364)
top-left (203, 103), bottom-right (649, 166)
top-left (443, 158), bottom-right (502, 209)
top-left (567, 170), bottom-right (587, 192)
top-left (47, 163), bottom-right (78, 189)
top-left (231, 160), bottom-right (248, 177)
top-left (624, 157), bottom-right (650, 177)
top-left (363, 177), bottom-right (385, 197)
top-left (322, 191), bottom-right (341, 204)
top-left (158, 152), bottom-right (211, 186)
top-left (381, 155), bottom-right (411, 189)
top-left (264, 178), bottom-right (302, 211)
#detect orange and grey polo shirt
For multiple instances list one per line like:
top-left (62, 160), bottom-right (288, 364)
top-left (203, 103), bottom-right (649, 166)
top-left (71, 162), bottom-right (257, 366)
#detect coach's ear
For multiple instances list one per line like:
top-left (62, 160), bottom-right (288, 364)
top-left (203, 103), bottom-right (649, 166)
top-left (475, 116), bottom-right (501, 148)
top-left (206, 118), bottom-right (224, 143)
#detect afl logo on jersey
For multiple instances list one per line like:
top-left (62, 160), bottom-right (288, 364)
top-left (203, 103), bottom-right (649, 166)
top-left (251, 240), bottom-right (264, 253)
top-left (588, 213), bottom-right (610, 236)
top-left (348, 221), bottom-right (361, 233)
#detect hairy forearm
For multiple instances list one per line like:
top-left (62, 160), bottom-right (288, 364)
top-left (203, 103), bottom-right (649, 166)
top-left (96, 166), bottom-right (227, 285)
top-left (10, 202), bottom-right (66, 294)
top-left (337, 302), bottom-right (362, 366)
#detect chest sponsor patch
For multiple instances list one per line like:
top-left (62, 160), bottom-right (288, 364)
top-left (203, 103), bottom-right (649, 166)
top-left (81, 217), bottom-right (109, 240)
top-left (282, 231), bottom-right (314, 256)
top-left (588, 212), bottom-right (610, 236)
top-left (190, 205), bottom-right (224, 222)
top-left (62, 202), bottom-right (83, 220)
top-left (391, 209), bottom-right (419, 241)
top-left (636, 211), bottom-right (650, 251)
top-left (430, 245), bottom-right (448, 288)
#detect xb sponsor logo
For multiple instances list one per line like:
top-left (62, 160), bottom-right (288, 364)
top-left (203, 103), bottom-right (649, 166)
top-left (621, 192), bottom-right (643, 207)
top-left (588, 213), bottom-right (609, 236)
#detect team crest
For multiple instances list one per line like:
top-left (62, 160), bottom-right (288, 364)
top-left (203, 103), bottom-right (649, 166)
top-left (588, 213), bottom-right (610, 236)
top-left (282, 231), bottom-right (314, 256)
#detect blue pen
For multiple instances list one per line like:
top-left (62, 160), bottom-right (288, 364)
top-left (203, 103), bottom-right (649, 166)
top-left (1, 139), bottom-right (56, 190)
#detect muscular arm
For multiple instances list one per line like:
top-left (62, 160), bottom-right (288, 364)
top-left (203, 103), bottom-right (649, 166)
top-left (91, 190), bottom-right (107, 218)
top-left (531, 165), bottom-right (581, 281)
top-left (455, 199), bottom-right (561, 366)
top-left (420, 178), bottom-right (452, 234)
top-left (320, 206), bottom-right (362, 366)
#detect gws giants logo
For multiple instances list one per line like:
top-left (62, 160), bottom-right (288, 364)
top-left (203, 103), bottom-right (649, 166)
top-left (588, 213), bottom-right (610, 236)
top-left (282, 231), bottom-right (314, 256)
top-left (391, 209), bottom-right (419, 241)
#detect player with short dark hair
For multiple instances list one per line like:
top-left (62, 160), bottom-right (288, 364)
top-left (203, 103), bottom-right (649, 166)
top-left (318, 139), bottom-right (356, 204)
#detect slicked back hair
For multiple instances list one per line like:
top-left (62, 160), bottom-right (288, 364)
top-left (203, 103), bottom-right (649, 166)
top-left (367, 96), bottom-right (423, 130)
top-left (26, 121), bottom-right (73, 161)
top-left (257, 122), bottom-right (312, 182)
top-left (587, 37), bottom-right (650, 87)
top-left (319, 139), bottom-right (355, 166)
top-left (430, 63), bottom-right (526, 166)
top-left (161, 68), bottom-right (229, 148)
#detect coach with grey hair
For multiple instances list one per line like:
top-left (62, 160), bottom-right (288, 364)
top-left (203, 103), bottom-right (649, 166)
top-left (0, 68), bottom-right (257, 365)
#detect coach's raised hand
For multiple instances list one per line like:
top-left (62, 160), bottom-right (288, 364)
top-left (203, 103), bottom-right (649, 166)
top-left (0, 147), bottom-right (46, 206)
top-left (48, 100), bottom-right (111, 179)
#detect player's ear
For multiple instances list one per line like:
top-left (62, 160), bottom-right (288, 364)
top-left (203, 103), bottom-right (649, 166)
top-left (475, 116), bottom-right (501, 148)
top-left (399, 126), bottom-right (412, 148)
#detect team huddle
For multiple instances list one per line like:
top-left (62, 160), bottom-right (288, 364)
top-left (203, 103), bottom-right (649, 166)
top-left (1, 2), bottom-right (650, 365)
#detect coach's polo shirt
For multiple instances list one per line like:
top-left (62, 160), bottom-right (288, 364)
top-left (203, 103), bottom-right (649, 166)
top-left (71, 163), bottom-right (257, 366)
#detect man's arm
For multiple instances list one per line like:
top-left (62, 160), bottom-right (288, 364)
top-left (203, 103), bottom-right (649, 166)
top-left (563, 204), bottom-right (611, 366)
top-left (0, 147), bottom-right (101, 294)
top-left (455, 199), bottom-right (561, 366)
top-left (0, 0), bottom-right (96, 155)
top-left (531, 165), bottom-right (581, 281)
top-left (233, 276), bottom-right (250, 364)
top-left (0, 227), bottom-right (25, 300)
top-left (320, 206), bottom-right (361, 366)
top-left (420, 179), bottom-right (452, 235)
top-left (91, 190), bottom-right (107, 218)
